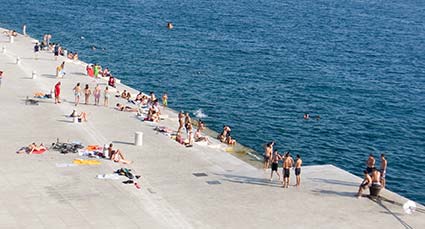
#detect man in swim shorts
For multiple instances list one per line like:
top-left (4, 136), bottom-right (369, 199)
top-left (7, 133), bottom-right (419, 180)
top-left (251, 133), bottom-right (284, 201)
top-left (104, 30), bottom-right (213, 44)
top-left (356, 170), bottom-right (372, 198)
top-left (270, 150), bottom-right (281, 181)
top-left (295, 154), bottom-right (302, 186)
top-left (282, 152), bottom-right (294, 188)
top-left (263, 141), bottom-right (274, 170)
top-left (380, 153), bottom-right (387, 188)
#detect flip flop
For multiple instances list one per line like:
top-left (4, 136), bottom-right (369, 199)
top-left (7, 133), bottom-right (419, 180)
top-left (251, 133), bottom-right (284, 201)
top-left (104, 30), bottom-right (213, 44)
top-left (134, 183), bottom-right (141, 189)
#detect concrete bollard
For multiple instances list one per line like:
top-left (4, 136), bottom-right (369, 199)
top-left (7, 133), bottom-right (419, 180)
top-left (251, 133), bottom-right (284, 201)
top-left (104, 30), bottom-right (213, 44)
top-left (9, 36), bottom-right (14, 43)
top-left (103, 144), bottom-right (109, 158)
top-left (1, 46), bottom-right (5, 54)
top-left (16, 57), bottom-right (21, 64)
top-left (73, 116), bottom-right (79, 123)
top-left (135, 132), bottom-right (143, 146)
top-left (31, 71), bottom-right (37, 79)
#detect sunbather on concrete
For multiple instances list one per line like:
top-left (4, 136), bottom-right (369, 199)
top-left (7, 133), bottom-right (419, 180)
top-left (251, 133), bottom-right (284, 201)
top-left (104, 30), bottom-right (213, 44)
top-left (29, 143), bottom-right (47, 154)
top-left (194, 120), bottom-right (211, 144)
top-left (107, 143), bottom-right (132, 164)
top-left (116, 103), bottom-right (137, 112)
top-left (70, 110), bottom-right (88, 122)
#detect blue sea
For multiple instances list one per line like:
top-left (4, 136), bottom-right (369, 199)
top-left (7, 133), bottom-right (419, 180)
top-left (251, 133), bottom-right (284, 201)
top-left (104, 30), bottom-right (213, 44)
top-left (1, 0), bottom-right (424, 204)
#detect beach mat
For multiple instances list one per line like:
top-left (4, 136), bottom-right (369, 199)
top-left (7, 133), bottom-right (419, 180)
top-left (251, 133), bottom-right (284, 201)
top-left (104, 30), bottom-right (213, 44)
top-left (73, 158), bottom-right (101, 165)
top-left (32, 149), bottom-right (47, 154)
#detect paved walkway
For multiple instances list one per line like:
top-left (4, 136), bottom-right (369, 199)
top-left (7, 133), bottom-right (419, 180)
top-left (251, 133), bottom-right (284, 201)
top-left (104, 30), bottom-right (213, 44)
top-left (0, 28), bottom-right (424, 228)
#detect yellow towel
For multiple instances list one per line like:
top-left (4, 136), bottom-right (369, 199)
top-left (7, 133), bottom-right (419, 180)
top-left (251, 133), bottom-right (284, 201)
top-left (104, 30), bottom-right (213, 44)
top-left (73, 158), bottom-right (101, 165)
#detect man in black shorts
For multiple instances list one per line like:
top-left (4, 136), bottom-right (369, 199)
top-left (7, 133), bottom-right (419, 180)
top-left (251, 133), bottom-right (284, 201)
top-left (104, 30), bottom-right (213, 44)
top-left (295, 154), bottom-right (302, 186)
top-left (270, 150), bottom-right (281, 181)
top-left (282, 152), bottom-right (294, 188)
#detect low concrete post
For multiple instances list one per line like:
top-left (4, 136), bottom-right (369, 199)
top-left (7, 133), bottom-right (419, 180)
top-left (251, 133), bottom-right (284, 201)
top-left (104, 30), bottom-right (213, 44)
top-left (1, 46), bottom-right (5, 54)
top-left (16, 57), bottom-right (21, 64)
top-left (32, 70), bottom-right (37, 79)
top-left (135, 132), bottom-right (143, 146)
top-left (103, 144), bottom-right (109, 158)
top-left (9, 36), bottom-right (14, 43)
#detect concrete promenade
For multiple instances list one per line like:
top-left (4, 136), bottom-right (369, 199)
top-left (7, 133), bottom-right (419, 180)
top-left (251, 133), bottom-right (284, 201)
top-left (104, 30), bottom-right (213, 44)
top-left (0, 28), bottom-right (424, 228)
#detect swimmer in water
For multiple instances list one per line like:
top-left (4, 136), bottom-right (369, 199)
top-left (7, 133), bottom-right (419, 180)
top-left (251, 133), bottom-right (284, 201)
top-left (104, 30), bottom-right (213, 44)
top-left (304, 113), bottom-right (310, 120)
top-left (167, 22), bottom-right (174, 29)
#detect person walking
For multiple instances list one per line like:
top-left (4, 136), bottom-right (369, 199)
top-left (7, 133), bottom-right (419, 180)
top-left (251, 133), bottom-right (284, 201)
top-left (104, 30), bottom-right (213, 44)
top-left (282, 152), bottom-right (294, 188)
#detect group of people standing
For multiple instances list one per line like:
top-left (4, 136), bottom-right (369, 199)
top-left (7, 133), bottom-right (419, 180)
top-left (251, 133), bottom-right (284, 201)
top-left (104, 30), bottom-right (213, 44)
top-left (264, 142), bottom-right (303, 188)
top-left (356, 153), bottom-right (387, 198)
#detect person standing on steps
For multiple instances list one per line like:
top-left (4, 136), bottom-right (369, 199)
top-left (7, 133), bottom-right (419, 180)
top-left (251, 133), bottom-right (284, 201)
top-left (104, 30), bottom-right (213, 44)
top-left (73, 83), bottom-right (81, 106)
top-left (22, 24), bottom-right (27, 36)
top-left (84, 84), bottom-right (91, 105)
top-left (282, 152), bottom-right (294, 188)
top-left (93, 84), bottom-right (101, 106)
top-left (380, 153), bottom-right (387, 188)
top-left (295, 154), bottom-right (302, 187)
top-left (104, 86), bottom-right (110, 107)
top-left (270, 150), bottom-right (282, 181)
top-left (263, 141), bottom-right (274, 170)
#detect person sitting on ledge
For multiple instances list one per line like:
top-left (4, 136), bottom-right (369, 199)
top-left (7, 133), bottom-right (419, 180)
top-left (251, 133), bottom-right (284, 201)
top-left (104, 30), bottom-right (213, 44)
top-left (116, 103), bottom-right (138, 112)
top-left (108, 76), bottom-right (116, 88)
top-left (70, 110), bottom-right (88, 122)
top-left (73, 52), bottom-right (79, 61)
top-left (218, 125), bottom-right (236, 145)
top-left (194, 120), bottom-right (211, 144)
top-left (121, 90), bottom-right (129, 99)
top-left (356, 170), bottom-right (372, 198)
top-left (107, 143), bottom-right (132, 164)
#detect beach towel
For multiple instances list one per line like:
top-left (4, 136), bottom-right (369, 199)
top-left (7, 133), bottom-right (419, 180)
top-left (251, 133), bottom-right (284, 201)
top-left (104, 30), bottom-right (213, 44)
top-left (86, 145), bottom-right (102, 151)
top-left (73, 158), bottom-right (101, 165)
top-left (31, 148), bottom-right (47, 154)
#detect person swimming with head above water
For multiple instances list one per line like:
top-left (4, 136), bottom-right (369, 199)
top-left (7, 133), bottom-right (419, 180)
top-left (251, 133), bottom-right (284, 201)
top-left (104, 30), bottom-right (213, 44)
top-left (167, 22), bottom-right (173, 29)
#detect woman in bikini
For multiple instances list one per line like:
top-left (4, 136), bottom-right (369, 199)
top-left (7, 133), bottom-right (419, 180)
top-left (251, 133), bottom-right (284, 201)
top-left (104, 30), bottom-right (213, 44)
top-left (93, 84), bottom-right (101, 105)
top-left (107, 143), bottom-right (132, 164)
top-left (104, 86), bottom-right (110, 107)
top-left (84, 84), bottom-right (91, 105)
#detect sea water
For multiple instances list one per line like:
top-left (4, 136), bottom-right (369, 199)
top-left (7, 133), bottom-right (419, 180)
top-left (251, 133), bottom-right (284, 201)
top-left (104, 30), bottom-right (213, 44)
top-left (1, 0), bottom-right (424, 204)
